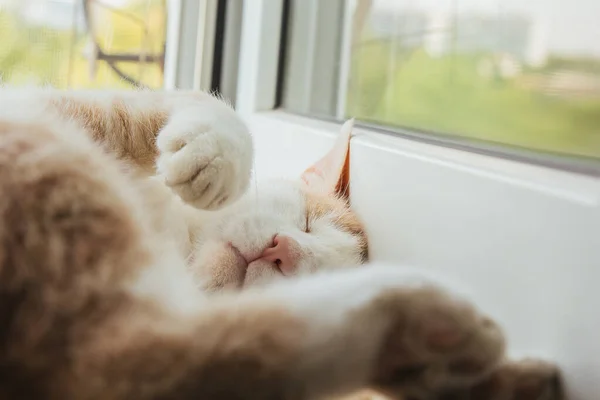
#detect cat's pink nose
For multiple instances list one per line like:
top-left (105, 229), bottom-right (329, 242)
top-left (259, 235), bottom-right (300, 276)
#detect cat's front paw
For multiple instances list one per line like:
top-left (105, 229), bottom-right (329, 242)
top-left (156, 104), bottom-right (253, 210)
top-left (372, 286), bottom-right (506, 398)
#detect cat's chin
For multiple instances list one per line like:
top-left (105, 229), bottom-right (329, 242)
top-left (244, 260), bottom-right (283, 289)
top-left (191, 241), bottom-right (246, 292)
top-left (192, 241), bottom-right (285, 292)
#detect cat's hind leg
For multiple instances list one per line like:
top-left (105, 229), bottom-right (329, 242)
top-left (437, 359), bottom-right (564, 400)
top-left (270, 266), bottom-right (508, 398)
top-left (66, 265), bottom-right (509, 400)
top-left (0, 116), bottom-right (158, 397)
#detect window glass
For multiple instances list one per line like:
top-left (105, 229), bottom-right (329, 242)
top-left (0, 0), bottom-right (166, 89)
top-left (283, 0), bottom-right (600, 161)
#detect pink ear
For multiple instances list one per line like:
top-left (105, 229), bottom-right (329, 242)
top-left (301, 119), bottom-right (354, 198)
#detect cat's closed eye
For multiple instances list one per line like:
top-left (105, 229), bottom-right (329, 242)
top-left (304, 213), bottom-right (311, 233)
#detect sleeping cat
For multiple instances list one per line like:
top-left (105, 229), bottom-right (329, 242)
top-left (0, 87), bottom-right (564, 399)
top-left (187, 119), bottom-right (368, 292)
top-left (0, 87), bottom-right (367, 292)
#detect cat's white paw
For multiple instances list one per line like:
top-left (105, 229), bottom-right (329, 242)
top-left (156, 102), bottom-right (253, 210)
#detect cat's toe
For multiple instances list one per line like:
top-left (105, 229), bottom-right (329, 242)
top-left (489, 360), bottom-right (565, 400)
top-left (437, 359), bottom-right (565, 400)
top-left (156, 120), bottom-right (251, 210)
top-left (162, 148), bottom-right (232, 208)
top-left (373, 287), bottom-right (505, 397)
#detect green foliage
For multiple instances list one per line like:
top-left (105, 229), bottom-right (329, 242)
top-left (347, 41), bottom-right (600, 159)
top-left (0, 0), bottom-right (164, 89)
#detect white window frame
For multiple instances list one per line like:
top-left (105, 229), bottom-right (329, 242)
top-left (234, 1), bottom-right (600, 397)
top-left (164, 0), bottom-right (218, 91)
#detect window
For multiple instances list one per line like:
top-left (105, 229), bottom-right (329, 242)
top-left (281, 0), bottom-right (600, 165)
top-left (0, 0), bottom-right (167, 89)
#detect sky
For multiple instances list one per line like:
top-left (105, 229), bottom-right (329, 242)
top-left (375, 0), bottom-right (600, 57)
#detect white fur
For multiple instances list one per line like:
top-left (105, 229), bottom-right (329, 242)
top-left (149, 98), bottom-right (364, 291)
top-left (0, 88), bottom-right (208, 317)
top-left (188, 179), bottom-right (365, 290)
top-left (130, 243), bottom-right (209, 316)
top-left (0, 86), bottom-right (253, 213)
top-left (156, 92), bottom-right (253, 210)
top-left (259, 263), bottom-right (475, 317)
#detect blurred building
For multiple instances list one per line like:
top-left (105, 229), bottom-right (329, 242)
top-left (368, 8), bottom-right (549, 68)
